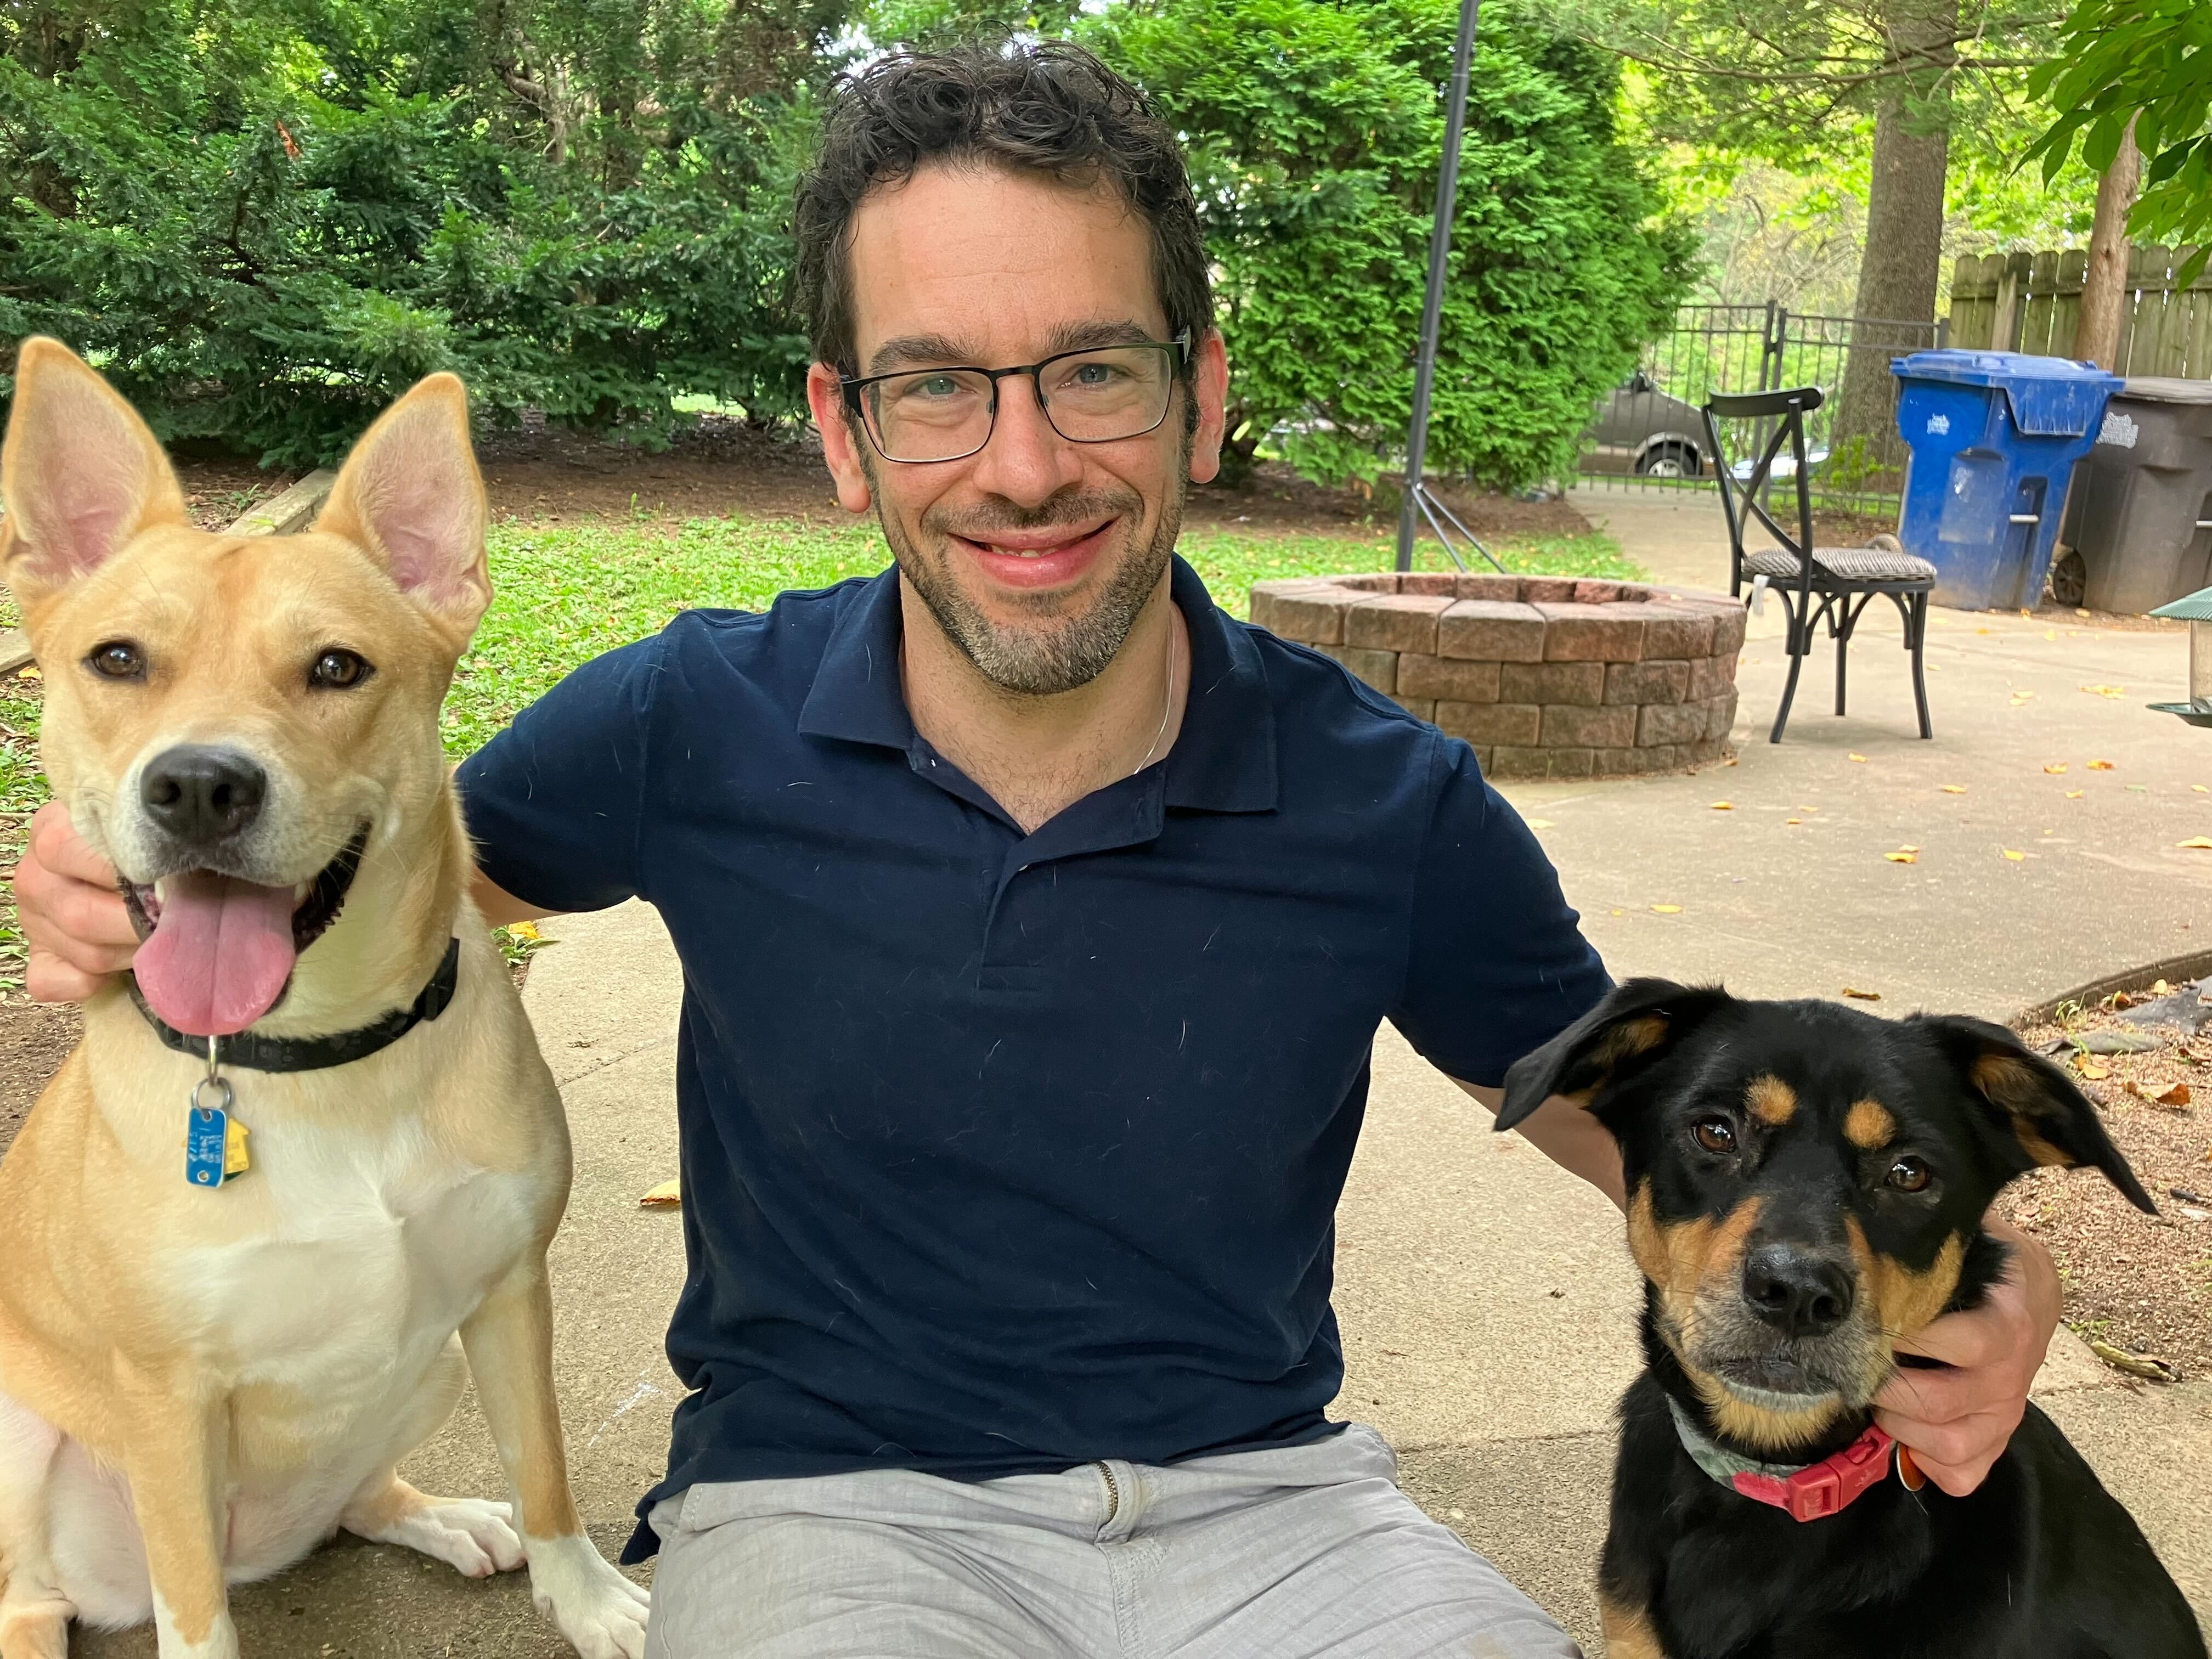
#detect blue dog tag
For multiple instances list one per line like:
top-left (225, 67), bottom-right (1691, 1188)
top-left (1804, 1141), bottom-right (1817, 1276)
top-left (185, 1104), bottom-right (229, 1188)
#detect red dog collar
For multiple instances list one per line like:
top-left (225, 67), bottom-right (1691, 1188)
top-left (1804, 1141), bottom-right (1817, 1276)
top-left (1667, 1400), bottom-right (1914, 1521)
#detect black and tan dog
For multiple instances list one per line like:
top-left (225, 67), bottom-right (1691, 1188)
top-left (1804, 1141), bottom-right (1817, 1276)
top-left (1499, 979), bottom-right (2205, 1658)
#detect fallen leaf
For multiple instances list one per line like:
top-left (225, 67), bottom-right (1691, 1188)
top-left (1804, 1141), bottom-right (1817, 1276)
top-left (1786, 817), bottom-right (1802, 825)
top-left (2011, 690), bottom-right (2035, 702)
top-left (2156, 1083), bottom-right (2192, 1108)
top-left (1848, 753), bottom-right (1867, 763)
top-left (639, 1179), bottom-right (682, 1208)
top-left (2196, 785), bottom-right (2209, 794)
top-left (2003, 848), bottom-right (2026, 860)
top-left (2087, 1339), bottom-right (2179, 1383)
top-left (1525, 818), bottom-right (1555, 829)
top-left (2043, 629), bottom-right (2057, 640)
top-left (2180, 838), bottom-right (2212, 850)
top-left (2076, 1059), bottom-right (2110, 1080)
top-left (1725, 756), bottom-right (1740, 766)
top-left (2067, 789), bottom-right (2085, 798)
top-left (2155, 980), bottom-right (2173, 995)
top-left (15, 666), bottom-right (39, 681)
top-left (2087, 759), bottom-right (2115, 770)
top-left (2044, 762), bottom-right (2069, 775)
top-left (1976, 627), bottom-right (1993, 635)
top-left (2128, 784), bottom-right (2149, 793)
top-left (2076, 608), bottom-right (2091, 618)
top-left (2079, 684), bottom-right (2128, 698)
top-left (1884, 850), bottom-right (1917, 863)
top-left (1940, 784), bottom-right (1967, 794)
top-left (1651, 904), bottom-right (1683, 914)
top-left (1710, 801), bottom-right (1734, 811)
top-left (1842, 986), bottom-right (1882, 1001)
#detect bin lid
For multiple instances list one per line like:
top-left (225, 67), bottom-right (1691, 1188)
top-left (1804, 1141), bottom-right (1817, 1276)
top-left (2119, 376), bottom-right (2212, 405)
top-left (1888, 349), bottom-right (2124, 437)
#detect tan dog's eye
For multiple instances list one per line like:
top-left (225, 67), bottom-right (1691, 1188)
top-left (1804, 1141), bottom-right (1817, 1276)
top-left (87, 640), bottom-right (145, 680)
top-left (1692, 1116), bottom-right (1736, 1154)
top-left (310, 649), bottom-right (373, 690)
top-left (1887, 1155), bottom-right (1932, 1193)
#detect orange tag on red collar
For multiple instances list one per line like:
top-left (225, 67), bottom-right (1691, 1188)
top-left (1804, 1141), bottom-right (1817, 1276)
top-left (1897, 1446), bottom-right (1927, 1492)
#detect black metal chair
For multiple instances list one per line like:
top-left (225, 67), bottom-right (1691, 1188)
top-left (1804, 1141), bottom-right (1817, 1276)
top-left (1704, 386), bottom-right (1936, 744)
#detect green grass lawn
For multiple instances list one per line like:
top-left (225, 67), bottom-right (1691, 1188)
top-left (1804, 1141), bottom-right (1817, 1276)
top-left (0, 516), bottom-right (1637, 988)
top-left (445, 516), bottom-right (1639, 752)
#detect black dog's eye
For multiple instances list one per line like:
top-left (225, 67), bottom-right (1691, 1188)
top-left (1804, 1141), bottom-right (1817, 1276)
top-left (1692, 1116), bottom-right (1737, 1154)
top-left (309, 649), bottom-right (373, 690)
top-left (87, 640), bottom-right (146, 680)
top-left (1887, 1155), bottom-right (1933, 1193)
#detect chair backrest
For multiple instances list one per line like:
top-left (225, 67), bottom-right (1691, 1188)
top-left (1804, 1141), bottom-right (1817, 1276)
top-left (1702, 386), bottom-right (1820, 597)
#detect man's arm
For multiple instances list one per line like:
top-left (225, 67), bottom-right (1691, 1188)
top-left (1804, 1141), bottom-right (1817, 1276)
top-left (1452, 1079), bottom-right (1626, 1211)
top-left (15, 801), bottom-right (550, 1001)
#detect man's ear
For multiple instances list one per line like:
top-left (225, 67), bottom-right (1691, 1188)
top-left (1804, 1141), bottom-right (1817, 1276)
top-left (1911, 1014), bottom-right (2157, 1214)
top-left (315, 372), bottom-right (489, 634)
top-left (0, 337), bottom-right (188, 600)
top-left (1497, 977), bottom-right (1732, 1132)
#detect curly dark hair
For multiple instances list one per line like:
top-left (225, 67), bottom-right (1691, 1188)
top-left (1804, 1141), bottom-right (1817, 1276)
top-left (793, 42), bottom-right (1212, 377)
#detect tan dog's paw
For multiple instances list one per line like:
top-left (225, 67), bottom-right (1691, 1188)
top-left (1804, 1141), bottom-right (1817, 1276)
top-left (526, 1532), bottom-right (651, 1659)
top-left (346, 1489), bottom-right (525, 1578)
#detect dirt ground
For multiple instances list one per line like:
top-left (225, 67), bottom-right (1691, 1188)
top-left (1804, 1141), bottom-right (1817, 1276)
top-left (174, 418), bottom-right (1593, 540)
top-left (2012, 984), bottom-right (2212, 1383)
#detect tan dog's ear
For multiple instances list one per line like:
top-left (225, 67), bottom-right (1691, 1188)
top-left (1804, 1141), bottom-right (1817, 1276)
top-left (316, 373), bottom-right (489, 634)
top-left (0, 337), bottom-right (188, 599)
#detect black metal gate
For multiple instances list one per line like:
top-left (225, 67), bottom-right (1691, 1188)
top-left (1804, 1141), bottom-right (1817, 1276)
top-left (1576, 303), bottom-right (1949, 514)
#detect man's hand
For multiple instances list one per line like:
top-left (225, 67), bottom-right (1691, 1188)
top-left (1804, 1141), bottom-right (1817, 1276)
top-left (1873, 1216), bottom-right (2061, 1496)
top-left (14, 802), bottom-right (138, 1002)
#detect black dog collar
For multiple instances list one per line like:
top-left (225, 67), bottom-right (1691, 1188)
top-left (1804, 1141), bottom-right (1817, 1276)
top-left (128, 936), bottom-right (462, 1073)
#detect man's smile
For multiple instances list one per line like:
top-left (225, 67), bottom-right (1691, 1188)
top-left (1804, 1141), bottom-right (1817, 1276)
top-left (950, 518), bottom-right (1119, 590)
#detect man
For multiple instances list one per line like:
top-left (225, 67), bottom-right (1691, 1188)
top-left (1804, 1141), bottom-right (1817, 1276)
top-left (18, 42), bottom-right (2060, 1659)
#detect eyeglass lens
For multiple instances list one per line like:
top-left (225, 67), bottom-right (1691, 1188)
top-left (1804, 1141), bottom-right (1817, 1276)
top-left (863, 346), bottom-right (1176, 462)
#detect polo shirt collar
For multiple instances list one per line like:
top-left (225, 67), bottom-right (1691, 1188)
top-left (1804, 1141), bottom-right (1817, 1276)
top-left (796, 556), bottom-right (1277, 816)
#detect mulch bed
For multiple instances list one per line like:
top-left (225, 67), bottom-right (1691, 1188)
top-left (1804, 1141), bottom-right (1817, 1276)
top-left (2011, 981), bottom-right (2212, 1384)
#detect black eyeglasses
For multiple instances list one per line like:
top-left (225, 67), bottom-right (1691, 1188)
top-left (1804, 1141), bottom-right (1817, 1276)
top-left (841, 332), bottom-right (1192, 464)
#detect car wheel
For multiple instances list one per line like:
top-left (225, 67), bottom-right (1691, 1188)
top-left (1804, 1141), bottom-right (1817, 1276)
top-left (1637, 443), bottom-right (1698, 479)
top-left (2049, 548), bottom-right (2086, 608)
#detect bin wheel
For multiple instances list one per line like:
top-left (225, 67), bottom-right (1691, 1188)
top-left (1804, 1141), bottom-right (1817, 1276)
top-left (2050, 548), bottom-right (2086, 608)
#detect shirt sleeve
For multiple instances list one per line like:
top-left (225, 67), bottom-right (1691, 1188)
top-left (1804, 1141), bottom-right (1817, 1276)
top-left (1386, 735), bottom-right (1612, 1088)
top-left (453, 632), bottom-right (668, 915)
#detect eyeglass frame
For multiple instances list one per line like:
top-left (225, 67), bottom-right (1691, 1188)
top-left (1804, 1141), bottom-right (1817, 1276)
top-left (839, 330), bottom-right (1194, 464)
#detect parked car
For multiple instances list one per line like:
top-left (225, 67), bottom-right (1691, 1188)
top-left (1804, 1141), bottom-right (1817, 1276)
top-left (1582, 370), bottom-right (1707, 477)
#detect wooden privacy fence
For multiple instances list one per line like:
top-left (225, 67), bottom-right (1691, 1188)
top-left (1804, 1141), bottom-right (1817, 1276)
top-left (1946, 247), bottom-right (2212, 379)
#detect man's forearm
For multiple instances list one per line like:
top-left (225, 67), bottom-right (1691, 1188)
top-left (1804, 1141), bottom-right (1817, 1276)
top-left (1453, 1079), bottom-right (1627, 1211)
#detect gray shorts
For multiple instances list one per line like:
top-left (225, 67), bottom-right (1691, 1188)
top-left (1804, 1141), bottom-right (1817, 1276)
top-left (642, 1422), bottom-right (1580, 1658)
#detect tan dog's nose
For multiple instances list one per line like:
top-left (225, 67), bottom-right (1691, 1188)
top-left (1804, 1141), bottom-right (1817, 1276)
top-left (141, 744), bottom-right (267, 847)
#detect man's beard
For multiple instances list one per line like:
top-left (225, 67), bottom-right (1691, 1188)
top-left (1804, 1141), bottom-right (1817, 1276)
top-left (876, 463), bottom-right (1187, 698)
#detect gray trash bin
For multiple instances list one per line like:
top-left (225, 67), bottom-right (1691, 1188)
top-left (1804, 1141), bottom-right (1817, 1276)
top-left (2057, 376), bottom-right (2212, 613)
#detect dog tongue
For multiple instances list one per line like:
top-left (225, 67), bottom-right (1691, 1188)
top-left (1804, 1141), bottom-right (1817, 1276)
top-left (133, 873), bottom-right (298, 1037)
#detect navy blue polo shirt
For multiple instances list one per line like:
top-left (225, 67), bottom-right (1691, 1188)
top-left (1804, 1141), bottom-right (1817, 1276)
top-left (454, 556), bottom-right (1608, 1558)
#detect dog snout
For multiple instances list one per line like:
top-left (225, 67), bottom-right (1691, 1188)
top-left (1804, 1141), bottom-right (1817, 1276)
top-left (1741, 1243), bottom-right (1855, 1339)
top-left (140, 745), bottom-right (268, 847)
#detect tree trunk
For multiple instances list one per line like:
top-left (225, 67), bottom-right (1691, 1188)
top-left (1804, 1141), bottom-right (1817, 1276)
top-left (1830, 0), bottom-right (1959, 482)
top-left (2073, 115), bottom-right (2142, 369)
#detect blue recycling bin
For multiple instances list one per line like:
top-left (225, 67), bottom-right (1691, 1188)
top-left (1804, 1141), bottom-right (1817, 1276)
top-left (1890, 350), bottom-right (2123, 611)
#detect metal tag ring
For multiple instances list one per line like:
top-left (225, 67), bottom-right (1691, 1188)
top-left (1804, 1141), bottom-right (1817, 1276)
top-left (192, 1075), bottom-right (235, 1115)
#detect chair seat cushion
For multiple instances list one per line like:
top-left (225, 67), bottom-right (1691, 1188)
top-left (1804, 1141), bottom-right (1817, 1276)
top-left (1743, 544), bottom-right (1937, 584)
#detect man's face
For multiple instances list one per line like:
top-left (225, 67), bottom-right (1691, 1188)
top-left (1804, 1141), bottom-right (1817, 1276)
top-left (807, 162), bottom-right (1228, 696)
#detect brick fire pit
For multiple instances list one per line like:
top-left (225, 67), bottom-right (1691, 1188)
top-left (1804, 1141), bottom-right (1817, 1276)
top-left (1249, 573), bottom-right (1747, 780)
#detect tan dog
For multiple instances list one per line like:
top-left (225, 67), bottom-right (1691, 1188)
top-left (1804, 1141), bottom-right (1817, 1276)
top-left (0, 340), bottom-right (650, 1659)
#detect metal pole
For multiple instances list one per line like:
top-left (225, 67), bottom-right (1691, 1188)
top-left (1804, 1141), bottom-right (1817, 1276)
top-left (1395, 0), bottom-right (1482, 573)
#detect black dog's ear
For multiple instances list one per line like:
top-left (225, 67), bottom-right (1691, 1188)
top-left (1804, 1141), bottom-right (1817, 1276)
top-left (1496, 977), bottom-right (1732, 1132)
top-left (1912, 1014), bottom-right (2157, 1215)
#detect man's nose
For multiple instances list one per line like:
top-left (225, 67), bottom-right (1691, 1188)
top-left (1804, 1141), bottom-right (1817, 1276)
top-left (140, 745), bottom-right (267, 846)
top-left (1741, 1243), bottom-right (1857, 1339)
top-left (967, 375), bottom-right (1086, 507)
